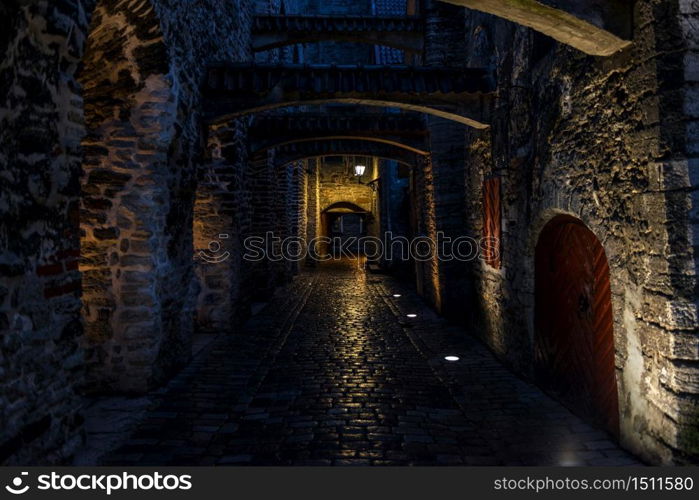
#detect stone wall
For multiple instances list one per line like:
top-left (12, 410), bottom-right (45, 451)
top-left (0, 0), bottom-right (92, 466)
top-left (78, 0), bottom-right (253, 393)
top-left (0, 0), bottom-right (253, 464)
top-left (272, 160), bottom-right (294, 284)
top-left (457, 1), bottom-right (699, 463)
top-left (246, 152), bottom-right (277, 300)
top-left (306, 159), bottom-right (322, 251)
top-left (242, 149), bottom-right (297, 300)
top-left (411, 155), bottom-right (440, 303)
top-left (288, 162), bottom-right (308, 271)
top-left (79, 0), bottom-right (177, 394)
top-left (194, 121), bottom-right (251, 332)
top-left (379, 161), bottom-right (411, 272)
top-left (418, 0), bottom-right (472, 318)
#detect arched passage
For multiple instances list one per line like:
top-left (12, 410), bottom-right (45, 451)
top-left (210, 98), bottom-right (490, 130)
top-left (534, 215), bottom-right (619, 436)
top-left (272, 138), bottom-right (421, 168)
top-left (255, 136), bottom-right (429, 156)
top-left (78, 0), bottom-right (178, 393)
top-left (278, 152), bottom-right (416, 168)
top-left (439, 0), bottom-right (633, 56)
top-left (324, 201), bottom-right (370, 214)
top-left (322, 202), bottom-right (371, 256)
top-left (203, 63), bottom-right (494, 129)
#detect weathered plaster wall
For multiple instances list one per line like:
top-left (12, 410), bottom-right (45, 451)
top-left (460, 0), bottom-right (699, 463)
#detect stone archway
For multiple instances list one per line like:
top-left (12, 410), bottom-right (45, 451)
top-left (254, 136), bottom-right (429, 157)
top-left (203, 64), bottom-right (494, 129)
top-left (439, 0), bottom-right (633, 56)
top-left (321, 202), bottom-right (372, 257)
top-left (534, 215), bottom-right (620, 436)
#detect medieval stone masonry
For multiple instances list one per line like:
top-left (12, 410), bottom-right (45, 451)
top-left (0, 0), bottom-right (697, 467)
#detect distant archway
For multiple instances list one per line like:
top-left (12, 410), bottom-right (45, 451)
top-left (534, 215), bottom-right (619, 435)
top-left (322, 202), bottom-right (370, 256)
top-left (278, 152), bottom-right (416, 168)
top-left (254, 136), bottom-right (429, 157)
top-left (323, 201), bottom-right (369, 214)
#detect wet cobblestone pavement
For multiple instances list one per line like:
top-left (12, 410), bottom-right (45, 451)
top-left (102, 258), bottom-right (640, 466)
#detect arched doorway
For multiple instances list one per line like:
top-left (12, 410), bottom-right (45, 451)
top-left (534, 215), bottom-right (619, 436)
top-left (329, 212), bottom-right (367, 254)
top-left (321, 202), bottom-right (371, 258)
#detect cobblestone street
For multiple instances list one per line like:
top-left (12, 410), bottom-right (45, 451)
top-left (100, 259), bottom-right (639, 466)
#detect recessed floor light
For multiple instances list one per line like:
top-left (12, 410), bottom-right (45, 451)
top-left (444, 356), bottom-right (460, 362)
top-left (393, 294), bottom-right (402, 298)
top-left (406, 314), bottom-right (417, 318)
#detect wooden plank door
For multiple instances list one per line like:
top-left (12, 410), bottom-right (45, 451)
top-left (534, 215), bottom-right (619, 436)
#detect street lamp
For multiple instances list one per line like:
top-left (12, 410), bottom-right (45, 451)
top-left (354, 164), bottom-right (366, 177)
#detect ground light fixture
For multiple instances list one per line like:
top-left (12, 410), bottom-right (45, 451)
top-left (444, 356), bottom-right (460, 362)
top-left (393, 294), bottom-right (402, 298)
top-left (406, 314), bottom-right (417, 318)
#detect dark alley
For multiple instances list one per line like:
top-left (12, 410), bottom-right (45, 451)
top-left (77, 259), bottom-right (638, 466)
top-left (1, 0), bottom-right (698, 471)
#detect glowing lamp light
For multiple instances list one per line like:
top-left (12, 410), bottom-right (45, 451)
top-left (393, 294), bottom-right (402, 298)
top-left (354, 164), bottom-right (366, 177)
top-left (444, 356), bottom-right (460, 362)
top-left (406, 314), bottom-right (417, 318)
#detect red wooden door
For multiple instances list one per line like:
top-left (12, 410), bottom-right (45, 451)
top-left (534, 215), bottom-right (619, 435)
top-left (482, 177), bottom-right (502, 269)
